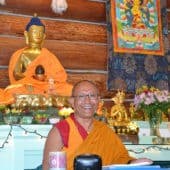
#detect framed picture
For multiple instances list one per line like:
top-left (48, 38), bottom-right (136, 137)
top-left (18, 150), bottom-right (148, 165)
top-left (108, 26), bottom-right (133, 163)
top-left (111, 0), bottom-right (164, 55)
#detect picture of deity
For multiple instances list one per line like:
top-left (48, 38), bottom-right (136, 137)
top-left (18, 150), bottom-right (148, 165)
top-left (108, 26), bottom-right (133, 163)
top-left (111, 0), bottom-right (164, 55)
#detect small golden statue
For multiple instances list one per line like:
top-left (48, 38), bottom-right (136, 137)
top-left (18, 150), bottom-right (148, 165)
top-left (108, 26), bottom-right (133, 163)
top-left (94, 100), bottom-right (108, 123)
top-left (109, 90), bottom-right (129, 125)
top-left (96, 100), bottom-right (108, 116)
top-left (107, 90), bottom-right (139, 134)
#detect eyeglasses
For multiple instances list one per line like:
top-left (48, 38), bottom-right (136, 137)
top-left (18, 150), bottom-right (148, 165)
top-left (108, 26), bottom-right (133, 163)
top-left (73, 94), bottom-right (99, 101)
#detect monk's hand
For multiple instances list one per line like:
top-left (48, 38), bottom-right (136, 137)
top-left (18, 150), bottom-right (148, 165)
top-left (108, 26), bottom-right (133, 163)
top-left (129, 158), bottom-right (153, 165)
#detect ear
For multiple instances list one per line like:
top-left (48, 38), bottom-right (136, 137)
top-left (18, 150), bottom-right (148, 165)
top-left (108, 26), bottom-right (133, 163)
top-left (24, 31), bottom-right (29, 45)
top-left (40, 33), bottom-right (46, 47)
top-left (43, 33), bottom-right (46, 40)
top-left (68, 97), bottom-right (74, 108)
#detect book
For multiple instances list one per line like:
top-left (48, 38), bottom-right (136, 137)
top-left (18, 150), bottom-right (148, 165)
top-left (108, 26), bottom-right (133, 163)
top-left (102, 164), bottom-right (160, 170)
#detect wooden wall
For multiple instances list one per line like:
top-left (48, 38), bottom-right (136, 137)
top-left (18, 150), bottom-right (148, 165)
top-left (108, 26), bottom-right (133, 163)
top-left (0, 0), bottom-right (169, 99)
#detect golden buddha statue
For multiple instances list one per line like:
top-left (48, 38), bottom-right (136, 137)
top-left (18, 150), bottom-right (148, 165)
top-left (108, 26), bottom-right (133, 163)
top-left (108, 90), bottom-right (130, 127)
top-left (0, 14), bottom-right (73, 104)
top-left (107, 91), bottom-right (139, 135)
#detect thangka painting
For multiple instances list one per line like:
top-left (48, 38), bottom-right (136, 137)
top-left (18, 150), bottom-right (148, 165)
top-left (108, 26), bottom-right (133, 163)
top-left (111, 0), bottom-right (164, 55)
top-left (106, 0), bottom-right (170, 93)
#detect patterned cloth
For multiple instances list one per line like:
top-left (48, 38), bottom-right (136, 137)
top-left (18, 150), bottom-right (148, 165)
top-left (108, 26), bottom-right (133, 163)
top-left (106, 1), bottom-right (169, 93)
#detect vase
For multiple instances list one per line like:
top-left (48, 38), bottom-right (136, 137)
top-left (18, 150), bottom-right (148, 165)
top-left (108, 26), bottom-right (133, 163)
top-left (3, 115), bottom-right (19, 124)
top-left (49, 117), bottom-right (60, 124)
top-left (20, 116), bottom-right (33, 124)
top-left (149, 116), bottom-right (161, 137)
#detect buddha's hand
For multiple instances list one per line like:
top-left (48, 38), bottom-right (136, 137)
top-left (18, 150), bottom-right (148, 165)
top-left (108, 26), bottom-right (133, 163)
top-left (25, 84), bottom-right (34, 93)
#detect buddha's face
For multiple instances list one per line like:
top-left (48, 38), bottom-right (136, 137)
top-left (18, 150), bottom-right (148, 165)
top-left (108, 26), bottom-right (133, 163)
top-left (26, 25), bottom-right (45, 45)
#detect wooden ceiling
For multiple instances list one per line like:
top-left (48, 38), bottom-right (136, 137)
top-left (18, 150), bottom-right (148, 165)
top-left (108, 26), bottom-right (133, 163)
top-left (0, 0), bottom-right (106, 22)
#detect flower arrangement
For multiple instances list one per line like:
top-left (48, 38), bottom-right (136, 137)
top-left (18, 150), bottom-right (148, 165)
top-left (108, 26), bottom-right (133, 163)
top-left (0, 105), bottom-right (22, 124)
top-left (4, 107), bottom-right (22, 116)
top-left (134, 85), bottom-right (170, 122)
top-left (33, 110), bottom-right (49, 124)
top-left (58, 107), bottom-right (74, 117)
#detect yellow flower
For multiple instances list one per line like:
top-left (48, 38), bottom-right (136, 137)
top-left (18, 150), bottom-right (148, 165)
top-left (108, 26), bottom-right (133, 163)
top-left (58, 107), bottom-right (74, 117)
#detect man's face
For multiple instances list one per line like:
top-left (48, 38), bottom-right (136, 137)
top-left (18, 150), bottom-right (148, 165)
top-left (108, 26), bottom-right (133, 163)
top-left (27, 25), bottom-right (45, 44)
top-left (71, 82), bottom-right (100, 119)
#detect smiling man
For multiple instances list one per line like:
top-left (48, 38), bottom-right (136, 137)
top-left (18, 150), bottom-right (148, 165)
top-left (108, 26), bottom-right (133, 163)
top-left (42, 80), bottom-right (152, 170)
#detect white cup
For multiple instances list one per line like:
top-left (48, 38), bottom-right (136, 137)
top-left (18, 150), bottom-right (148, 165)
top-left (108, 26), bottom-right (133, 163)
top-left (49, 151), bottom-right (66, 170)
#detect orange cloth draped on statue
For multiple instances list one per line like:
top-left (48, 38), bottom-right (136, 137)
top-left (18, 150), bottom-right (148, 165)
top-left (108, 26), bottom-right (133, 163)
top-left (0, 48), bottom-right (73, 104)
top-left (61, 117), bottom-right (133, 170)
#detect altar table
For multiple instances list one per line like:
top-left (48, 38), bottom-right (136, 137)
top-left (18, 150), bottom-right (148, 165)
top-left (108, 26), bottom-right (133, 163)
top-left (0, 121), bottom-right (170, 170)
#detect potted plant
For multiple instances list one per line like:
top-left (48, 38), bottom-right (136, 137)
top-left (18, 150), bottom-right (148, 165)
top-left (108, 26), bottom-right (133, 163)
top-left (134, 85), bottom-right (170, 136)
top-left (20, 108), bottom-right (34, 124)
top-left (0, 105), bottom-right (6, 123)
top-left (3, 106), bottom-right (21, 124)
top-left (58, 106), bottom-right (74, 118)
top-left (33, 109), bottom-right (49, 124)
top-left (46, 107), bottom-right (60, 124)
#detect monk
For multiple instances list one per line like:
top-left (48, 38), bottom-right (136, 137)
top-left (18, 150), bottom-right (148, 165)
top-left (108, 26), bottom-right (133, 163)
top-left (42, 80), bottom-right (152, 170)
top-left (0, 14), bottom-right (72, 104)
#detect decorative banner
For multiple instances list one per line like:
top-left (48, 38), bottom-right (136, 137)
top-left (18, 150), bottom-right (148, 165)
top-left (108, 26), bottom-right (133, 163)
top-left (106, 0), bottom-right (169, 93)
top-left (111, 0), bottom-right (164, 55)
